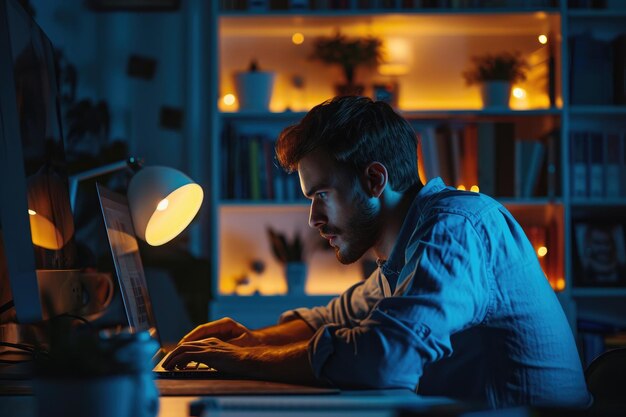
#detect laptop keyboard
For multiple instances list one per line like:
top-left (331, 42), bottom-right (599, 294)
top-left (175, 361), bottom-right (214, 371)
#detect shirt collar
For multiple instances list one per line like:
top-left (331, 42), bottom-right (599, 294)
top-left (379, 178), bottom-right (447, 277)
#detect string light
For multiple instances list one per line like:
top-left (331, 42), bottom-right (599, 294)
top-left (512, 87), bottom-right (526, 99)
top-left (537, 246), bottom-right (548, 257)
top-left (223, 94), bottom-right (236, 106)
top-left (292, 33), bottom-right (304, 45)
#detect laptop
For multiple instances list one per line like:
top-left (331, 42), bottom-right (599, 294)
top-left (96, 183), bottom-right (218, 378)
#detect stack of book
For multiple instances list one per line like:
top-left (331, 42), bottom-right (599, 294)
top-left (417, 122), bottom-right (558, 198)
top-left (570, 130), bottom-right (626, 199)
top-left (220, 123), bottom-right (305, 202)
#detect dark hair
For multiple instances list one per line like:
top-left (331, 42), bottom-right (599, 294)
top-left (276, 96), bottom-right (419, 192)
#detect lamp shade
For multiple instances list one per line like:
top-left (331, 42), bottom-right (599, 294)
top-left (127, 166), bottom-right (203, 246)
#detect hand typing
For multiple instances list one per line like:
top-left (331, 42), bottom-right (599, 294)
top-left (180, 317), bottom-right (262, 347)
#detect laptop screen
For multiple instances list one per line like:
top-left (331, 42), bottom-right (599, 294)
top-left (97, 184), bottom-right (158, 339)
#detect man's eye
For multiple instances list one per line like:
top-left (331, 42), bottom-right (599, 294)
top-left (316, 192), bottom-right (328, 200)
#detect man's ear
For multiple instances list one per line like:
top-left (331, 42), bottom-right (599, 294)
top-left (363, 162), bottom-right (388, 198)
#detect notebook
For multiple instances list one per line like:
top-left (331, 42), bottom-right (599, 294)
top-left (96, 183), bottom-right (218, 378)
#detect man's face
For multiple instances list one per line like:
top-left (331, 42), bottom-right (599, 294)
top-left (297, 150), bottom-right (382, 264)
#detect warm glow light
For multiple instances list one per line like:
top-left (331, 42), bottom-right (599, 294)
top-left (379, 38), bottom-right (410, 76)
top-left (144, 183), bottom-right (203, 246)
top-left (556, 278), bottom-right (566, 291)
top-left (470, 185), bottom-right (480, 193)
top-left (156, 199), bottom-right (169, 212)
top-left (538, 34), bottom-right (548, 45)
top-left (29, 212), bottom-right (64, 250)
top-left (457, 185), bottom-right (466, 191)
top-left (292, 33), bottom-right (304, 45)
top-left (537, 246), bottom-right (548, 257)
top-left (223, 94), bottom-right (236, 106)
top-left (512, 87), bottom-right (526, 99)
top-left (379, 64), bottom-right (409, 76)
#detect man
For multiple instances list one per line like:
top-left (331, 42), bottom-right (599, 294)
top-left (164, 96), bottom-right (590, 409)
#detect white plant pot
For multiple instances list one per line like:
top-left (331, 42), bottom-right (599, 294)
top-left (285, 262), bottom-right (307, 296)
top-left (480, 81), bottom-right (512, 109)
top-left (235, 71), bottom-right (275, 112)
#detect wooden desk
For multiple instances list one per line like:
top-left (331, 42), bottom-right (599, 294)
top-left (0, 378), bottom-right (455, 417)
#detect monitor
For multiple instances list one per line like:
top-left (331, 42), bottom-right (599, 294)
top-left (0, 0), bottom-right (79, 324)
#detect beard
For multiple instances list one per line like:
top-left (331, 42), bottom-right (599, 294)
top-left (322, 189), bottom-right (381, 265)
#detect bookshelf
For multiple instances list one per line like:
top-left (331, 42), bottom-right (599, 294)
top-left (205, 0), bottom-right (626, 347)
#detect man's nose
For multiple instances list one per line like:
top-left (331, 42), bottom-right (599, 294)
top-left (308, 199), bottom-right (326, 229)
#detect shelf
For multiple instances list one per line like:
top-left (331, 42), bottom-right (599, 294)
top-left (220, 200), bottom-right (309, 207)
top-left (221, 111), bottom-right (307, 120)
top-left (220, 198), bottom-right (562, 207)
top-left (211, 2), bottom-right (625, 344)
top-left (222, 108), bottom-right (562, 120)
top-left (569, 106), bottom-right (626, 116)
top-left (572, 288), bottom-right (626, 298)
top-left (401, 108), bottom-right (561, 118)
top-left (220, 8), bottom-right (560, 17)
top-left (571, 198), bottom-right (626, 207)
top-left (499, 198), bottom-right (562, 206)
top-left (568, 10), bottom-right (626, 19)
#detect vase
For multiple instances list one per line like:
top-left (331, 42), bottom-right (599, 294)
top-left (234, 71), bottom-right (275, 111)
top-left (285, 262), bottom-right (307, 296)
top-left (480, 81), bottom-right (511, 109)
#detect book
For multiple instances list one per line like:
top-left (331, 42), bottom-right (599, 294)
top-left (462, 123), bottom-right (479, 190)
top-left (605, 132), bottom-right (622, 198)
top-left (519, 140), bottom-right (546, 198)
top-left (419, 126), bottom-right (440, 182)
top-left (588, 132), bottom-right (604, 198)
top-left (622, 133), bottom-right (626, 198)
top-left (545, 130), bottom-right (561, 199)
top-left (477, 122), bottom-right (495, 196)
top-left (570, 131), bottom-right (588, 198)
top-left (613, 34), bottom-right (626, 105)
top-left (434, 125), bottom-right (454, 186)
top-left (494, 122), bottom-right (516, 197)
top-left (569, 33), bottom-right (613, 105)
top-left (477, 122), bottom-right (515, 197)
top-left (449, 127), bottom-right (463, 187)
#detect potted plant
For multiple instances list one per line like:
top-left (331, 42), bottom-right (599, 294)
top-left (266, 226), bottom-right (306, 295)
top-left (234, 59), bottom-right (275, 112)
top-left (462, 51), bottom-right (529, 108)
top-left (310, 31), bottom-right (382, 96)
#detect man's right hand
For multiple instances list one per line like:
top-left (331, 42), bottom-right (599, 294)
top-left (180, 317), bottom-right (262, 347)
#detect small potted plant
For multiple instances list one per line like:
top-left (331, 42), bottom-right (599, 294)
top-left (234, 59), bottom-right (275, 112)
top-left (310, 31), bottom-right (382, 96)
top-left (462, 51), bottom-right (529, 108)
top-left (266, 226), bottom-right (306, 295)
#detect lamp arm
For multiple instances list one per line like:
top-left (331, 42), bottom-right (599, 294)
top-left (69, 157), bottom-right (141, 212)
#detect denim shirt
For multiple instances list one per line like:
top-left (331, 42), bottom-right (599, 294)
top-left (280, 178), bottom-right (590, 409)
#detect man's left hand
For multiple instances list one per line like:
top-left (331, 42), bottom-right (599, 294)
top-left (161, 337), bottom-right (317, 384)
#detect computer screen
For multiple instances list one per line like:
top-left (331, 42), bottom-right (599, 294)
top-left (0, 0), bottom-right (77, 323)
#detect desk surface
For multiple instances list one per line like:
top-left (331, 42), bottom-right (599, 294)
top-left (0, 378), bottom-right (455, 417)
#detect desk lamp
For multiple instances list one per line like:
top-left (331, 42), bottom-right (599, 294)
top-left (69, 158), bottom-right (203, 246)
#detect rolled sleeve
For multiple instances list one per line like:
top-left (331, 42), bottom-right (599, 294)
top-left (307, 214), bottom-right (490, 390)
